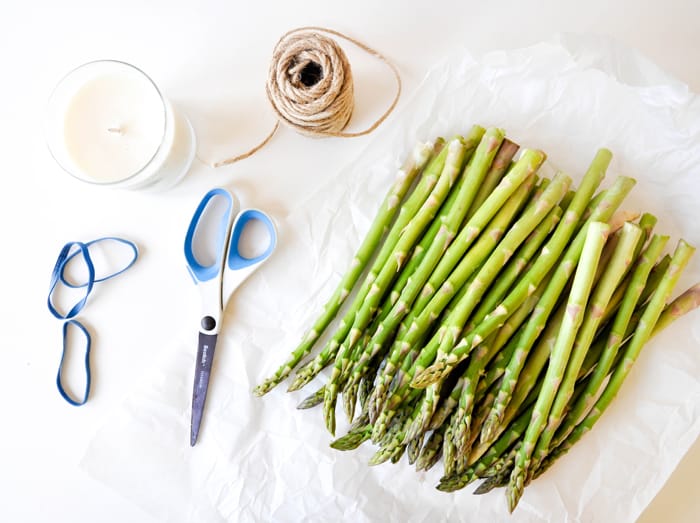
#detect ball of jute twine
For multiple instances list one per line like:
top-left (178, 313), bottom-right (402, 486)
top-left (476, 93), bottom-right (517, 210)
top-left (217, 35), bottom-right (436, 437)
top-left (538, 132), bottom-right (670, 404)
top-left (213, 27), bottom-right (401, 167)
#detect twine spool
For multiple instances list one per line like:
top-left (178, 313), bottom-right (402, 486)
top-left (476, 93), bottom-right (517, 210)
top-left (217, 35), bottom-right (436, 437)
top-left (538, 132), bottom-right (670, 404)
top-left (214, 27), bottom-right (401, 167)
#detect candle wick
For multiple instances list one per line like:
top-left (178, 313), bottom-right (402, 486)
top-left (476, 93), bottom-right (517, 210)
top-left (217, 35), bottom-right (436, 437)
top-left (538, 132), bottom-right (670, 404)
top-left (107, 126), bottom-right (123, 134)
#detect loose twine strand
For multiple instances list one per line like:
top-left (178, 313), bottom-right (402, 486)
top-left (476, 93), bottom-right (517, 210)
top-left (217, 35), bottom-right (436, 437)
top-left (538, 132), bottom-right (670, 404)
top-left (213, 26), bottom-right (402, 167)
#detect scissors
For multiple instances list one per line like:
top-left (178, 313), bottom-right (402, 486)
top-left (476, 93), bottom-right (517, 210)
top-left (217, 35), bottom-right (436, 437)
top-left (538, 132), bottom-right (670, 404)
top-left (184, 187), bottom-right (277, 446)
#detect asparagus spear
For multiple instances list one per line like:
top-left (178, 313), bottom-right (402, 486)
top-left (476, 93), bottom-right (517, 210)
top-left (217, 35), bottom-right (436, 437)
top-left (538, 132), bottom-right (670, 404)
top-left (370, 176), bottom-right (539, 437)
top-left (382, 136), bottom-right (515, 316)
top-left (416, 423), bottom-right (447, 472)
top-left (322, 135), bottom-right (474, 433)
top-left (654, 282), bottom-right (700, 331)
top-left (437, 404), bottom-right (534, 492)
top-left (550, 233), bottom-right (668, 448)
top-left (442, 419), bottom-right (458, 476)
top-left (366, 168), bottom-right (542, 424)
top-left (284, 139), bottom-right (457, 392)
top-left (352, 139), bottom-right (519, 373)
top-left (323, 130), bottom-right (509, 420)
top-left (411, 152), bottom-right (622, 389)
top-left (450, 268), bottom-right (556, 460)
top-left (430, 172), bottom-right (572, 380)
top-left (401, 175), bottom-right (567, 443)
top-left (474, 462), bottom-right (513, 494)
top-left (407, 432), bottom-right (424, 465)
top-left (480, 296), bottom-right (567, 448)
top-left (476, 244), bottom-right (657, 457)
top-left (254, 140), bottom-right (437, 395)
top-left (537, 256), bottom-right (697, 479)
top-left (369, 402), bottom-right (419, 465)
top-left (466, 205), bottom-right (563, 333)
top-left (329, 411), bottom-right (372, 451)
top-left (507, 221), bottom-right (610, 512)
top-left (466, 140), bottom-right (519, 221)
top-left (530, 222), bottom-right (642, 470)
top-left (463, 376), bottom-right (502, 454)
top-left (296, 386), bottom-right (326, 409)
top-left (428, 366), bottom-right (478, 432)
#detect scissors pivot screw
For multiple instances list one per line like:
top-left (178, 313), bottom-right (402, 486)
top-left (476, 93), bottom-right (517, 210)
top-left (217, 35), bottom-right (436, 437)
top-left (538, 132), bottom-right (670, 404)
top-left (201, 316), bottom-right (216, 331)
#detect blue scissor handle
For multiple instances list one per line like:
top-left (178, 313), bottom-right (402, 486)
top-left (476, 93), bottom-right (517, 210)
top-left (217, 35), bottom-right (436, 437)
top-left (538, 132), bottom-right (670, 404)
top-left (228, 209), bottom-right (277, 270)
top-left (184, 188), bottom-right (236, 283)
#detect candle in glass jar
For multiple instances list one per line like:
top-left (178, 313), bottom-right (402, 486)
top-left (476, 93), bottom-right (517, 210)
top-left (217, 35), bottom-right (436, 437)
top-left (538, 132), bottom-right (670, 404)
top-left (46, 60), bottom-right (196, 190)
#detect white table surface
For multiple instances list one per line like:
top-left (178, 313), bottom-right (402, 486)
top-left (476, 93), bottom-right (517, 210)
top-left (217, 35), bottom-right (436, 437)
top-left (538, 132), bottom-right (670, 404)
top-left (2, 1), bottom-right (699, 521)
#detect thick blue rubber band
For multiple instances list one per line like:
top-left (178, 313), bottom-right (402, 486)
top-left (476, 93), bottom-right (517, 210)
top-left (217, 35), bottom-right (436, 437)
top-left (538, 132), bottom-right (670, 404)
top-left (48, 237), bottom-right (138, 406)
top-left (47, 242), bottom-right (95, 320)
top-left (59, 237), bottom-right (139, 288)
top-left (56, 319), bottom-right (92, 407)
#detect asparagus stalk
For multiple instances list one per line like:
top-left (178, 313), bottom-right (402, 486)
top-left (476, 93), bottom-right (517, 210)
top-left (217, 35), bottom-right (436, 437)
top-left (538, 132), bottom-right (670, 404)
top-left (407, 432), bottom-right (424, 465)
top-left (364, 138), bottom-right (518, 349)
top-left (369, 402), bottom-right (419, 465)
top-left (329, 411), bottom-right (372, 451)
top-left (466, 205), bottom-right (563, 333)
top-left (466, 140), bottom-right (520, 221)
top-left (322, 136), bottom-right (475, 433)
top-left (476, 329), bottom-right (523, 403)
top-left (402, 175), bottom-right (567, 443)
top-left (366, 166), bottom-right (543, 424)
top-left (654, 282), bottom-right (700, 331)
top-left (480, 295), bottom-right (566, 447)
top-left (550, 233), bottom-right (668, 448)
top-left (450, 268), bottom-right (556, 460)
top-left (428, 366), bottom-right (477, 432)
top-left (285, 139), bottom-right (458, 392)
top-left (382, 134), bottom-right (512, 315)
top-left (296, 386), bottom-right (326, 409)
top-left (416, 423), bottom-right (447, 472)
top-left (476, 241), bottom-right (651, 457)
top-left (254, 140), bottom-right (437, 395)
top-left (437, 404), bottom-right (534, 492)
top-left (411, 152), bottom-right (622, 389)
top-left (342, 380), bottom-right (360, 422)
top-left (507, 221), bottom-right (610, 512)
top-left (537, 250), bottom-right (697, 479)
top-left (530, 222), bottom-right (642, 470)
top-left (473, 462), bottom-right (514, 494)
top-left (324, 130), bottom-right (509, 417)
top-left (358, 351), bottom-right (384, 412)
top-left (429, 173), bottom-right (572, 382)
top-left (442, 419), bottom-right (459, 476)
top-left (412, 175), bottom-right (635, 391)
top-left (463, 376), bottom-right (502, 452)
top-left (370, 175), bottom-right (539, 437)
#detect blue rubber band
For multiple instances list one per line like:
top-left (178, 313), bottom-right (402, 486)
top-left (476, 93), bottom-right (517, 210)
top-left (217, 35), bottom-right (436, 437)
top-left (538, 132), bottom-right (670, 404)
top-left (47, 242), bottom-right (95, 320)
top-left (59, 237), bottom-right (139, 288)
top-left (48, 236), bottom-right (138, 406)
top-left (56, 319), bottom-right (92, 406)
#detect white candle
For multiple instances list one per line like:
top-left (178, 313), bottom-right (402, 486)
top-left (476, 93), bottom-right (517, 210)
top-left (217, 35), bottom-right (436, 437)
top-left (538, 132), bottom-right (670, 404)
top-left (46, 60), bottom-right (196, 190)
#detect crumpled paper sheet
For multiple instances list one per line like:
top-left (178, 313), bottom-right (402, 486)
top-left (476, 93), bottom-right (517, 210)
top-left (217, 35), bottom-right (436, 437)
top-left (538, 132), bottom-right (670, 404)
top-left (82, 34), bottom-right (700, 522)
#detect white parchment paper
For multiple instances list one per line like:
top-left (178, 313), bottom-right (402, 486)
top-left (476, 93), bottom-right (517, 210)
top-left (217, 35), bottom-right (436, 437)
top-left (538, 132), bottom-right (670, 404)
top-left (82, 35), bottom-right (700, 522)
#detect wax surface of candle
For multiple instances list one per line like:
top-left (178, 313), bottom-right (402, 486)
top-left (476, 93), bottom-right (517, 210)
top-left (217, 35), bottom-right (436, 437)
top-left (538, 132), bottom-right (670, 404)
top-left (63, 72), bottom-right (165, 182)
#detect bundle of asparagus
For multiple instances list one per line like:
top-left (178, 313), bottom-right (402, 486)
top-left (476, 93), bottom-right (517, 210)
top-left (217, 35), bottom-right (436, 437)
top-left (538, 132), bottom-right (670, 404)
top-left (254, 127), bottom-right (700, 512)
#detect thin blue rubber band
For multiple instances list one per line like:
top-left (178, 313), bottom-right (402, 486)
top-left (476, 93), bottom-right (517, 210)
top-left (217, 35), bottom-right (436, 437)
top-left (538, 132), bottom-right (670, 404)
top-left (47, 242), bottom-right (95, 320)
top-left (59, 237), bottom-right (139, 288)
top-left (56, 319), bottom-right (92, 406)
